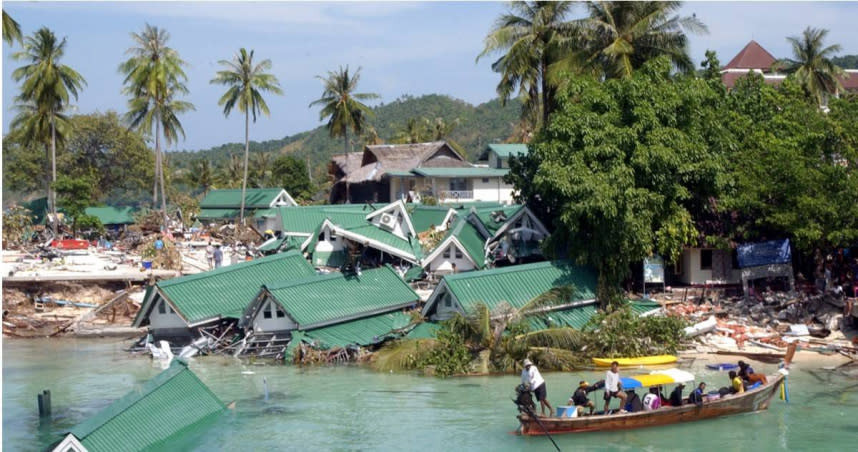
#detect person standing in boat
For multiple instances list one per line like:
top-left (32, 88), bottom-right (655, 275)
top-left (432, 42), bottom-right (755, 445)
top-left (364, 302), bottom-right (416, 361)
top-left (603, 361), bottom-right (628, 414)
top-left (521, 359), bottom-right (553, 417)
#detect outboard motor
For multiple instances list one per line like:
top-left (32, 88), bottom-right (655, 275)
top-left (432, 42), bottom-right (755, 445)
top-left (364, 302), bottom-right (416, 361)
top-left (513, 383), bottom-right (536, 415)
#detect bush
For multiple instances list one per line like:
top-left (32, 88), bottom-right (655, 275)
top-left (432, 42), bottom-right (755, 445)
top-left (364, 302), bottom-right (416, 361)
top-left (581, 306), bottom-right (687, 358)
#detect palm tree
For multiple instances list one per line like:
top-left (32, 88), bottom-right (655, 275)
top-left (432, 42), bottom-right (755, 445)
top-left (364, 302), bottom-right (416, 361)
top-left (3, 9), bottom-right (22, 46)
top-left (184, 159), bottom-right (215, 196)
top-left (119, 24), bottom-right (195, 226)
top-left (773, 27), bottom-right (845, 106)
top-left (309, 65), bottom-right (379, 203)
top-left (12, 27), bottom-right (86, 235)
top-left (478, 1), bottom-right (577, 126)
top-left (394, 117), bottom-right (430, 144)
top-left (210, 48), bottom-right (283, 227)
top-left (431, 117), bottom-right (460, 141)
top-left (578, 1), bottom-right (707, 79)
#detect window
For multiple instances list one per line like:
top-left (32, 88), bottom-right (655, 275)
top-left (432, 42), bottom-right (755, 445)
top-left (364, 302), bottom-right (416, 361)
top-left (263, 302), bottom-right (273, 319)
top-left (449, 178), bottom-right (468, 191)
top-left (444, 294), bottom-right (452, 307)
top-left (157, 300), bottom-right (166, 314)
top-left (482, 178), bottom-right (490, 183)
top-left (329, 230), bottom-right (337, 241)
top-left (700, 250), bottom-right (713, 270)
top-left (276, 306), bottom-right (285, 318)
top-left (454, 247), bottom-right (463, 259)
top-left (731, 249), bottom-right (739, 269)
top-left (443, 246), bottom-right (451, 258)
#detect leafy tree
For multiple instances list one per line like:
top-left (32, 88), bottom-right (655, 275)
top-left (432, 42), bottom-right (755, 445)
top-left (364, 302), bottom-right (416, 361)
top-left (831, 54), bottom-right (858, 69)
top-left (2, 9), bottom-right (22, 46)
top-left (773, 26), bottom-right (844, 106)
top-left (577, 1), bottom-right (707, 79)
top-left (12, 27), bottom-right (86, 235)
top-left (181, 159), bottom-right (216, 196)
top-left (700, 49), bottom-right (721, 80)
top-left (119, 24), bottom-right (194, 225)
top-left (309, 65), bottom-right (379, 202)
top-left (216, 153), bottom-right (244, 188)
top-left (2, 206), bottom-right (34, 247)
top-left (271, 155), bottom-right (313, 201)
top-left (53, 175), bottom-right (95, 234)
top-left (248, 152), bottom-right (273, 188)
top-left (478, 1), bottom-right (576, 127)
top-left (393, 117), bottom-right (430, 144)
top-left (517, 58), bottom-right (728, 308)
top-left (430, 117), bottom-right (460, 140)
top-left (210, 48), bottom-right (283, 227)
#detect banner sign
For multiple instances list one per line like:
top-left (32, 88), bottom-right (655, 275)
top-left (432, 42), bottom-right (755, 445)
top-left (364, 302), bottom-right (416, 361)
top-left (737, 239), bottom-right (792, 268)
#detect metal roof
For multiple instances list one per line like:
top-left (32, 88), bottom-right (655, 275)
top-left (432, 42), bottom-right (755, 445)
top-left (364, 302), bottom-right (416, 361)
top-left (338, 223), bottom-right (424, 262)
top-left (84, 206), bottom-right (137, 225)
top-left (405, 321), bottom-right (440, 339)
top-left (411, 167), bottom-right (510, 178)
top-left (470, 205), bottom-right (524, 236)
top-left (423, 260), bottom-right (597, 316)
top-left (136, 251), bottom-right (315, 326)
top-left (529, 300), bottom-right (663, 330)
top-left (197, 208), bottom-right (241, 220)
top-left (485, 143), bottom-right (529, 159)
top-left (68, 360), bottom-right (225, 452)
top-left (408, 205), bottom-right (454, 233)
top-left (264, 265), bottom-right (419, 329)
top-left (423, 217), bottom-right (488, 269)
top-left (200, 188), bottom-right (288, 209)
top-left (303, 311), bottom-right (412, 347)
top-left (277, 205), bottom-right (369, 234)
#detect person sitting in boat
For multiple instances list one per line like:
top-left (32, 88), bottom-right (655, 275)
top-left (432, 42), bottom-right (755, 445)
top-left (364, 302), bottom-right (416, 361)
top-left (569, 380), bottom-right (595, 415)
top-left (729, 371), bottom-right (745, 394)
top-left (746, 372), bottom-right (768, 386)
top-left (521, 359), bottom-right (553, 417)
top-left (737, 361), bottom-right (755, 381)
top-left (688, 382), bottom-right (706, 405)
top-left (669, 383), bottom-right (686, 406)
top-left (603, 361), bottom-right (628, 414)
top-left (643, 387), bottom-right (662, 411)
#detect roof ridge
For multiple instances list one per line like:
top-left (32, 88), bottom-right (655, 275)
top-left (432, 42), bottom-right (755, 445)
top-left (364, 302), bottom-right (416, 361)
top-left (158, 251), bottom-right (303, 287)
top-left (265, 265), bottom-right (396, 291)
top-left (444, 260), bottom-right (562, 281)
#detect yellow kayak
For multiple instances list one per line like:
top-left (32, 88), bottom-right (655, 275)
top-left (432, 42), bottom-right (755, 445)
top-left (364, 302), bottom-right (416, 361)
top-left (592, 355), bottom-right (677, 367)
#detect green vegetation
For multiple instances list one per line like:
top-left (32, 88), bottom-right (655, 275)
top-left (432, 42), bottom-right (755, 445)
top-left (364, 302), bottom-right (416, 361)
top-left (53, 175), bottom-right (96, 234)
top-left (271, 156), bottom-right (314, 202)
top-left (773, 26), bottom-right (846, 105)
top-left (831, 54), bottom-right (858, 69)
top-left (2, 9), bottom-right (22, 46)
top-left (581, 306), bottom-right (687, 359)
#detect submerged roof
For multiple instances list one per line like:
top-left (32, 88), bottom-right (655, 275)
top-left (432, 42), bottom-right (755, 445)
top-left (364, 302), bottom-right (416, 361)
top-left (264, 265), bottom-right (418, 329)
top-left (423, 260), bottom-right (597, 316)
top-left (200, 188), bottom-right (291, 209)
top-left (136, 251), bottom-right (315, 326)
top-left (68, 360), bottom-right (225, 452)
top-left (303, 311), bottom-right (412, 347)
top-left (84, 206), bottom-right (136, 225)
top-left (724, 40), bottom-right (777, 71)
top-left (529, 300), bottom-right (662, 330)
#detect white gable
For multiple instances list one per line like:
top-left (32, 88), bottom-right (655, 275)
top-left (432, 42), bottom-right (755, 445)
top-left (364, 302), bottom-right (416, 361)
top-left (365, 200), bottom-right (416, 239)
top-left (269, 189), bottom-right (297, 207)
top-left (52, 434), bottom-right (88, 452)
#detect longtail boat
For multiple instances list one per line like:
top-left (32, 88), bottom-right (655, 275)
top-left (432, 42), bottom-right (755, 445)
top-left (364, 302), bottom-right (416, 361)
top-left (517, 369), bottom-right (786, 435)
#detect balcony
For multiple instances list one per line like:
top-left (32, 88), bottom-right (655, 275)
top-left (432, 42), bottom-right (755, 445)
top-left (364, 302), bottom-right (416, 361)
top-left (438, 190), bottom-right (473, 201)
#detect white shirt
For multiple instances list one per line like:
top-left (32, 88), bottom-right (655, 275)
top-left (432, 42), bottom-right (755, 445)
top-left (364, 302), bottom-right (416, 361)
top-left (605, 370), bottom-right (620, 392)
top-left (643, 393), bottom-right (660, 411)
top-left (521, 366), bottom-right (545, 390)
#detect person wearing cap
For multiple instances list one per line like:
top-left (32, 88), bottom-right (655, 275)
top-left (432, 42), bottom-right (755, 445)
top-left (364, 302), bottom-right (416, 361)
top-left (521, 359), bottom-right (553, 417)
top-left (603, 361), bottom-right (628, 414)
top-left (669, 383), bottom-right (686, 406)
top-left (569, 380), bottom-right (595, 415)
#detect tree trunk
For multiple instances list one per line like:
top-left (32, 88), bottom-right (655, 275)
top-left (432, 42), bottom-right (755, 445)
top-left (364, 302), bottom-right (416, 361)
top-left (597, 264), bottom-right (624, 311)
top-left (156, 122), bottom-right (168, 229)
top-left (50, 114), bottom-right (58, 236)
top-left (344, 127), bottom-right (350, 204)
top-left (540, 59), bottom-right (552, 126)
top-left (239, 110), bottom-right (250, 229)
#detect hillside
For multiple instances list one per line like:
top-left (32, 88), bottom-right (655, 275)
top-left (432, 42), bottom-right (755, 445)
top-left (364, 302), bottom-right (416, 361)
top-left (169, 94), bottom-right (522, 173)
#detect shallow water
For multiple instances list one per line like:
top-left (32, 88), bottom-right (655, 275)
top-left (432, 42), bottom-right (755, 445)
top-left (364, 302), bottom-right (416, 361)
top-left (3, 338), bottom-right (856, 451)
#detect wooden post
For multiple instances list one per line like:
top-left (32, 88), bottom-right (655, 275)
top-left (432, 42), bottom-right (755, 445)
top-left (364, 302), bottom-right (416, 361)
top-left (37, 389), bottom-right (51, 417)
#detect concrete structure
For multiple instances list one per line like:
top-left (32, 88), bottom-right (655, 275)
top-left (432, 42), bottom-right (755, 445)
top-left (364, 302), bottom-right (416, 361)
top-left (676, 248), bottom-right (741, 285)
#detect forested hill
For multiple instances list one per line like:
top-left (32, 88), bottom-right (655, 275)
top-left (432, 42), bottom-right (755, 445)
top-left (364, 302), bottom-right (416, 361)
top-left (169, 94), bottom-right (523, 172)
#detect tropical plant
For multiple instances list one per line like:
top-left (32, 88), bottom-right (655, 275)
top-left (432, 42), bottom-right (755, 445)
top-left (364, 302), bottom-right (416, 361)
top-left (183, 159), bottom-right (216, 196)
top-left (576, 1), bottom-right (707, 79)
top-left (271, 155), bottom-right (314, 201)
top-left (478, 1), bottom-right (576, 127)
top-left (2, 206), bottom-right (34, 247)
top-left (53, 175), bottom-right (95, 234)
top-left (119, 24), bottom-right (194, 226)
top-left (581, 306), bottom-right (687, 358)
top-left (430, 117), bottom-right (460, 140)
top-left (394, 117), bottom-right (430, 144)
top-left (210, 48), bottom-right (283, 227)
top-left (700, 49), bottom-right (721, 81)
top-left (772, 26), bottom-right (845, 106)
top-left (309, 65), bottom-right (379, 203)
top-left (12, 27), bottom-right (86, 235)
top-left (2, 9), bottom-right (22, 46)
top-left (217, 153), bottom-right (244, 188)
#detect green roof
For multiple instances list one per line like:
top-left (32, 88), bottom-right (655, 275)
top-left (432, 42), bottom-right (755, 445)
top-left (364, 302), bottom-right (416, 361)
top-left (471, 205), bottom-right (524, 236)
top-left (429, 260), bottom-right (596, 315)
top-left (197, 208), bottom-right (241, 220)
top-left (200, 188), bottom-right (286, 209)
top-left (23, 197), bottom-right (48, 223)
top-left (449, 218), bottom-right (488, 268)
top-left (139, 251), bottom-right (315, 325)
top-left (406, 321), bottom-right (440, 339)
top-left (303, 311), bottom-right (412, 347)
top-left (265, 266), bottom-right (419, 329)
top-left (85, 206), bottom-right (136, 225)
top-left (409, 205), bottom-right (453, 233)
top-left (486, 143), bottom-right (529, 159)
top-left (277, 205), bottom-right (369, 235)
top-left (69, 360), bottom-right (225, 452)
top-left (411, 167), bottom-right (509, 178)
top-left (257, 236), bottom-right (301, 253)
top-left (340, 223), bottom-right (424, 261)
top-left (530, 300), bottom-right (663, 330)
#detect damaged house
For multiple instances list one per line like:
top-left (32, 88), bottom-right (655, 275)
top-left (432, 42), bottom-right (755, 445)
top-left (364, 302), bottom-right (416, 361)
top-left (196, 188), bottom-right (296, 228)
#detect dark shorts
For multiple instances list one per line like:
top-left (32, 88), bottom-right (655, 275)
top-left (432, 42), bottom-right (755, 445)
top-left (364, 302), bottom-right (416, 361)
top-left (603, 390), bottom-right (621, 401)
top-left (534, 383), bottom-right (547, 402)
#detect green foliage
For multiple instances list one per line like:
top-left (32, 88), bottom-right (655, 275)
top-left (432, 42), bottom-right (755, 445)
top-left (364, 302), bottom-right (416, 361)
top-left (2, 206), bottom-right (33, 246)
top-left (53, 175), bottom-right (95, 233)
top-left (3, 10), bottom-right (22, 46)
top-left (581, 306), bottom-right (687, 357)
top-left (75, 214), bottom-right (105, 239)
top-left (700, 50), bottom-right (721, 80)
top-left (418, 321), bottom-right (472, 377)
top-left (370, 338), bottom-right (438, 373)
top-left (831, 54), bottom-right (858, 69)
top-left (773, 27), bottom-right (845, 105)
top-left (271, 155), bottom-right (314, 201)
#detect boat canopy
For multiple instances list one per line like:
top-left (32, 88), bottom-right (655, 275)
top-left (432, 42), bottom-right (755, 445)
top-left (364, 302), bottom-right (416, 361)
top-left (620, 368), bottom-right (695, 389)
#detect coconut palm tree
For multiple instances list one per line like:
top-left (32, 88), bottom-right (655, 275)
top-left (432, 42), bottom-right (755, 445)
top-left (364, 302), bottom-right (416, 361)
top-left (12, 27), bottom-right (86, 234)
top-left (309, 65), bottom-right (379, 203)
top-left (119, 24), bottom-right (194, 226)
top-left (478, 1), bottom-right (577, 126)
top-left (210, 48), bottom-right (283, 227)
top-left (394, 117), bottom-right (430, 144)
top-left (773, 27), bottom-right (845, 106)
top-left (578, 1), bottom-right (707, 79)
top-left (3, 9), bottom-right (22, 46)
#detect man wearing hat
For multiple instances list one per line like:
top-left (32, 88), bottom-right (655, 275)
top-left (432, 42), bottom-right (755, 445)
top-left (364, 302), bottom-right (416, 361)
top-left (521, 359), bottom-right (553, 417)
top-left (569, 380), bottom-right (595, 415)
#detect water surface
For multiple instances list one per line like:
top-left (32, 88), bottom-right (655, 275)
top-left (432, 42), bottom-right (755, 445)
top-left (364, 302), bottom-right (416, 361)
top-left (3, 338), bottom-right (856, 451)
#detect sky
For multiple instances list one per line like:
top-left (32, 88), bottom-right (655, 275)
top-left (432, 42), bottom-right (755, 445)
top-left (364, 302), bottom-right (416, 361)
top-left (3, 1), bottom-right (858, 151)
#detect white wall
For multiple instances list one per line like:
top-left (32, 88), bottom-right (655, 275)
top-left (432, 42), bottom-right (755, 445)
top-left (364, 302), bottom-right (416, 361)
top-left (427, 243), bottom-right (476, 273)
top-left (433, 290), bottom-right (464, 320)
top-left (252, 298), bottom-right (296, 333)
top-left (316, 226), bottom-right (345, 253)
top-left (678, 248), bottom-right (741, 285)
top-left (149, 298), bottom-right (188, 329)
top-left (472, 177), bottom-right (515, 203)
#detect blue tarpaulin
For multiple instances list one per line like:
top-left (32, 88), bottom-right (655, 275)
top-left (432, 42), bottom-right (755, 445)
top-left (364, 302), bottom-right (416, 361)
top-left (737, 239), bottom-right (792, 268)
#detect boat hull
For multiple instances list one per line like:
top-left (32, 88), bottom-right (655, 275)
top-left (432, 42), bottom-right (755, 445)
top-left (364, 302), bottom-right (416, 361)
top-left (518, 373), bottom-right (784, 435)
top-left (592, 355), bottom-right (677, 367)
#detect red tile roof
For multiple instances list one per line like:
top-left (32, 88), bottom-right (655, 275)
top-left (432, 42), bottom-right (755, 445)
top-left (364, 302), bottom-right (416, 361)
top-left (840, 71), bottom-right (858, 91)
top-left (721, 71), bottom-right (783, 90)
top-left (724, 40), bottom-right (777, 71)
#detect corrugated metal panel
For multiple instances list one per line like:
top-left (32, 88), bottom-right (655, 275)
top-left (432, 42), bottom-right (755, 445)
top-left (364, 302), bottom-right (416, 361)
top-left (200, 188), bottom-right (283, 209)
top-left (450, 218), bottom-right (488, 268)
top-left (471, 205), bottom-right (523, 235)
top-left (266, 266), bottom-right (418, 328)
top-left (197, 208), bottom-right (241, 220)
top-left (409, 206), bottom-right (451, 233)
top-left (159, 251), bottom-right (315, 324)
top-left (343, 224), bottom-right (423, 260)
top-left (278, 205), bottom-right (368, 234)
top-left (487, 143), bottom-right (529, 159)
top-left (443, 260), bottom-right (597, 314)
top-left (72, 360), bottom-right (224, 452)
top-left (84, 206), bottom-right (136, 225)
top-left (406, 321), bottom-right (440, 339)
top-left (303, 312), bottom-right (411, 347)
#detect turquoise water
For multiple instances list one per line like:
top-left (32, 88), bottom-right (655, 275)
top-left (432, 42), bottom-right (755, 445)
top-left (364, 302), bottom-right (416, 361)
top-left (3, 338), bottom-right (856, 451)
